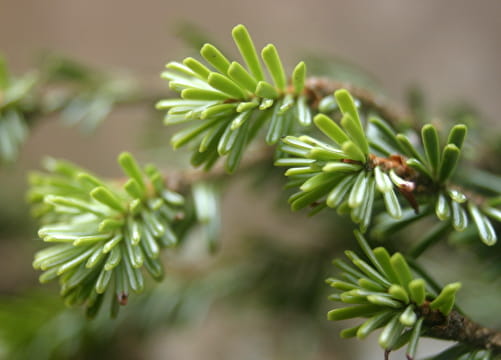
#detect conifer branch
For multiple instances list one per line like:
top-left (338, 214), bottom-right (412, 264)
top-left (21, 24), bottom-right (500, 359)
top-left (327, 231), bottom-right (501, 359)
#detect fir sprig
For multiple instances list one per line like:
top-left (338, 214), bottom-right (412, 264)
top-left (157, 24), bottom-right (312, 173)
top-left (28, 153), bottom-right (187, 317)
top-left (276, 89), bottom-right (500, 245)
top-left (327, 231), bottom-right (462, 359)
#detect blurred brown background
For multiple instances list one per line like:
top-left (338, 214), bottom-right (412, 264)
top-left (0, 0), bottom-right (500, 359)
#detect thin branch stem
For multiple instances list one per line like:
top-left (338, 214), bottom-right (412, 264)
top-left (420, 306), bottom-right (501, 355)
top-left (304, 77), bottom-right (412, 127)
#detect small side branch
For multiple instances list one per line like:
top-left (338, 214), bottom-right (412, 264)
top-left (421, 307), bottom-right (501, 354)
top-left (304, 77), bottom-right (412, 127)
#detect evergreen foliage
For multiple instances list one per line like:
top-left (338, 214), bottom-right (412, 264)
top-left (277, 92), bottom-right (499, 246)
top-left (156, 24), bottom-right (311, 172)
top-left (327, 230), bottom-right (461, 358)
top-left (0, 24), bottom-right (499, 359)
top-left (28, 153), bottom-right (188, 317)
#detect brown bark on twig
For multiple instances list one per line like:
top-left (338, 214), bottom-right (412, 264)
top-left (304, 77), bottom-right (412, 127)
top-left (420, 305), bottom-right (501, 354)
